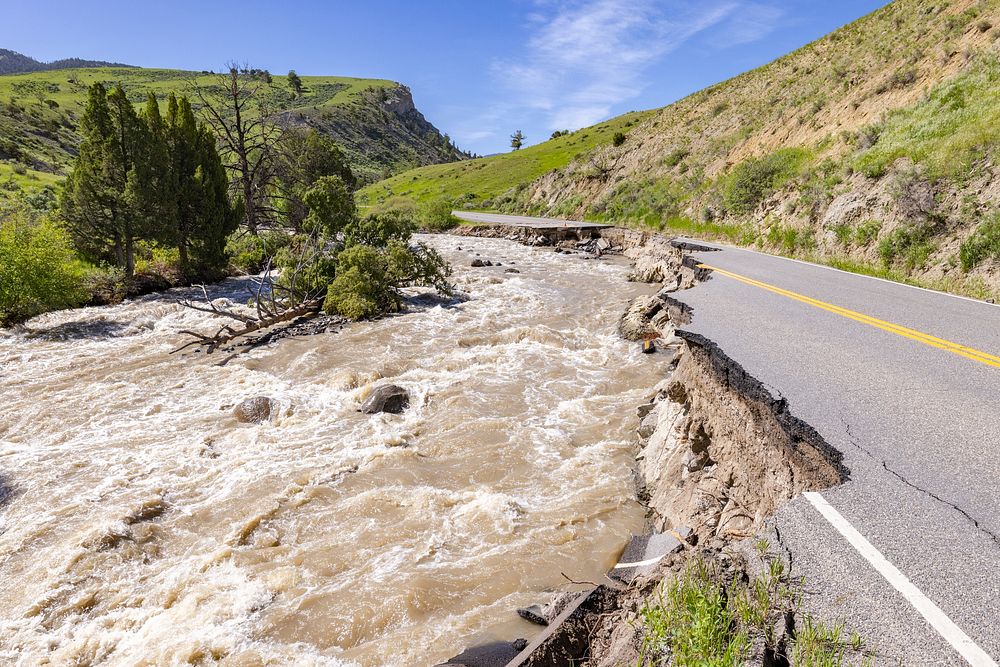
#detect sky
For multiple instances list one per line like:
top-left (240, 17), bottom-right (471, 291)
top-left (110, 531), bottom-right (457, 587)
top-left (3, 0), bottom-right (890, 155)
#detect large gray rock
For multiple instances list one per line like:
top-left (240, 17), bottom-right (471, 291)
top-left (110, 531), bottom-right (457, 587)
top-left (360, 385), bottom-right (410, 414)
top-left (234, 396), bottom-right (274, 424)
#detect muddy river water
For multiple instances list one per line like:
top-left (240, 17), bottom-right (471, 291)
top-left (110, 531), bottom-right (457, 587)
top-left (0, 235), bottom-right (668, 666)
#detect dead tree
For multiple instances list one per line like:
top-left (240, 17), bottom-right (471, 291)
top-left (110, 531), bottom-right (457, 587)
top-left (173, 232), bottom-right (331, 355)
top-left (192, 63), bottom-right (280, 234)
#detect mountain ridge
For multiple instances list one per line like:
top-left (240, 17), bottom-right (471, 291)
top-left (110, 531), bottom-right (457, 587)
top-left (0, 48), bottom-right (134, 75)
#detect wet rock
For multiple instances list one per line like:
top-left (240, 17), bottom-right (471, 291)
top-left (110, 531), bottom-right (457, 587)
top-left (439, 639), bottom-right (528, 667)
top-left (360, 384), bottom-right (410, 414)
top-left (596, 237), bottom-right (611, 252)
top-left (234, 396), bottom-right (274, 424)
top-left (471, 258), bottom-right (493, 267)
top-left (517, 605), bottom-right (548, 626)
top-left (505, 268), bottom-right (521, 274)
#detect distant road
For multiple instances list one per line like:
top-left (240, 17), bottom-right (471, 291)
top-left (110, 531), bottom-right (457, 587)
top-left (463, 212), bottom-right (1000, 665)
top-left (453, 210), bottom-right (610, 229)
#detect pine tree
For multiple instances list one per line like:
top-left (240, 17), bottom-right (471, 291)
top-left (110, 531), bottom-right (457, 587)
top-left (166, 94), bottom-right (237, 277)
top-left (62, 83), bottom-right (160, 277)
top-left (510, 130), bottom-right (525, 151)
top-left (287, 70), bottom-right (304, 97)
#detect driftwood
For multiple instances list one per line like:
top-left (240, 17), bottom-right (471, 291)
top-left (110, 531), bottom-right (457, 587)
top-left (172, 296), bottom-right (323, 355)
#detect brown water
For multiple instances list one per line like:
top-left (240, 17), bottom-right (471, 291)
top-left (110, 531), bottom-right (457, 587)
top-left (0, 235), bottom-right (668, 666)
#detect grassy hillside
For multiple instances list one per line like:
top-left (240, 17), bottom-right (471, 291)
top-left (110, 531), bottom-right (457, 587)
top-left (364, 0), bottom-right (1000, 297)
top-left (358, 110), bottom-right (651, 208)
top-left (0, 66), bottom-right (464, 191)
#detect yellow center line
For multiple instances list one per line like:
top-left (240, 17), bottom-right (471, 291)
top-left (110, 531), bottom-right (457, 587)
top-left (698, 263), bottom-right (1000, 370)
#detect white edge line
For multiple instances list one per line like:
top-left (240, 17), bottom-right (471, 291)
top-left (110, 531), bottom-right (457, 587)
top-left (681, 236), bottom-right (1000, 311)
top-left (611, 554), bottom-right (666, 569)
top-left (804, 491), bottom-right (998, 667)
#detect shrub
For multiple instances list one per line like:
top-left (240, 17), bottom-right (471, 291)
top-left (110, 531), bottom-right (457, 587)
top-left (854, 219), bottom-right (882, 245)
top-left (878, 224), bottom-right (935, 270)
top-left (663, 147), bottom-right (690, 168)
top-left (0, 207), bottom-right (88, 325)
top-left (419, 198), bottom-right (459, 231)
top-left (612, 131), bottom-right (626, 147)
top-left (723, 148), bottom-right (810, 216)
top-left (225, 230), bottom-right (292, 273)
top-left (959, 212), bottom-right (1000, 271)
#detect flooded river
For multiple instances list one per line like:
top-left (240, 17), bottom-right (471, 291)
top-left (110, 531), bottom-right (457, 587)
top-left (0, 235), bottom-right (668, 666)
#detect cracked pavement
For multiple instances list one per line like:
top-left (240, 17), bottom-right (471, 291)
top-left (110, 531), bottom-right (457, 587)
top-left (671, 242), bottom-right (1000, 665)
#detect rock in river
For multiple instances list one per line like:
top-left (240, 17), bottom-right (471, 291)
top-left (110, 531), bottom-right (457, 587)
top-left (470, 258), bottom-right (493, 267)
top-left (360, 384), bottom-right (410, 414)
top-left (234, 396), bottom-right (274, 424)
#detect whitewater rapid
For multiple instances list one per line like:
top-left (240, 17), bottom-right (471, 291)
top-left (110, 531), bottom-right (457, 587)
top-left (0, 235), bottom-right (668, 666)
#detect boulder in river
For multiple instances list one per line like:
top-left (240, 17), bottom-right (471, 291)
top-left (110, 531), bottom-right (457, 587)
top-left (360, 385), bottom-right (410, 414)
top-left (471, 258), bottom-right (493, 267)
top-left (234, 396), bottom-right (274, 424)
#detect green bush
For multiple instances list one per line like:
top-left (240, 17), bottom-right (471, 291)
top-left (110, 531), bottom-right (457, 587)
top-left (225, 231), bottom-right (292, 273)
top-left (878, 224), bottom-right (935, 270)
top-left (723, 148), bottom-right (810, 216)
top-left (612, 131), bottom-right (626, 147)
top-left (0, 207), bottom-right (88, 325)
top-left (854, 219), bottom-right (882, 246)
top-left (959, 212), bottom-right (1000, 271)
top-left (419, 198), bottom-right (459, 231)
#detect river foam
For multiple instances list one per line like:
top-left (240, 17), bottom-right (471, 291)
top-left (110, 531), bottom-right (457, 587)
top-left (0, 235), bottom-right (667, 666)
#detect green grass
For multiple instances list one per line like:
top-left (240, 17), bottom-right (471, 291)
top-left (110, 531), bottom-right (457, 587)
top-left (638, 545), bottom-right (874, 667)
top-left (356, 110), bottom-right (653, 207)
top-left (0, 67), bottom-right (400, 181)
top-left (0, 67), bottom-right (394, 116)
top-left (0, 162), bottom-right (60, 190)
top-left (854, 54), bottom-right (1000, 181)
top-left (960, 211), bottom-right (1000, 271)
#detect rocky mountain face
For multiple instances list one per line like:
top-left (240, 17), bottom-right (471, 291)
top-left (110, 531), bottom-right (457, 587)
top-left (277, 84), bottom-right (467, 185)
top-left (493, 0), bottom-right (1000, 295)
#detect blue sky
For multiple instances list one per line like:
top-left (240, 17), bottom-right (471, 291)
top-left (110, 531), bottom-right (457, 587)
top-left (3, 0), bottom-right (889, 154)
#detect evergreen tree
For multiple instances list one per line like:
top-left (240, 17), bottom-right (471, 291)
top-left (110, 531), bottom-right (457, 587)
top-left (510, 129), bottom-right (525, 151)
top-left (62, 83), bottom-right (160, 277)
top-left (276, 128), bottom-right (355, 229)
top-left (287, 70), bottom-right (304, 97)
top-left (165, 94), bottom-right (238, 277)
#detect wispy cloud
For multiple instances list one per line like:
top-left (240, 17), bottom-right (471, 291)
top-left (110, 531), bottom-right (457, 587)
top-left (453, 0), bottom-right (784, 150)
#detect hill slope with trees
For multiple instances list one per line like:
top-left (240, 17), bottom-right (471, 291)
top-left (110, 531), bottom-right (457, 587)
top-left (0, 59), bottom-right (466, 192)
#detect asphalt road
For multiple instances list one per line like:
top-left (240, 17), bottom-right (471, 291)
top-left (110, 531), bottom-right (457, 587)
top-left (453, 210), bottom-right (610, 229)
top-left (457, 211), bottom-right (1000, 663)
top-left (675, 241), bottom-right (1000, 665)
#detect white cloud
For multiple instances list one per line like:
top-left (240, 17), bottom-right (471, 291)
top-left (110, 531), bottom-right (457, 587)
top-left (453, 0), bottom-right (784, 149)
top-left (491, 0), bottom-right (741, 132)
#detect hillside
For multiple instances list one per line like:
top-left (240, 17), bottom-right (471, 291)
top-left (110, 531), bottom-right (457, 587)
top-left (0, 63), bottom-right (465, 191)
top-left (362, 0), bottom-right (1000, 297)
top-left (0, 48), bottom-right (133, 75)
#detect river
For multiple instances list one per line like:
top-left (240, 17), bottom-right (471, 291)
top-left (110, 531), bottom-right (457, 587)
top-left (0, 235), bottom-right (668, 666)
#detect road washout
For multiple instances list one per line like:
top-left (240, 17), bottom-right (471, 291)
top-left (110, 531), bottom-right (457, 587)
top-left (447, 223), bottom-right (868, 666)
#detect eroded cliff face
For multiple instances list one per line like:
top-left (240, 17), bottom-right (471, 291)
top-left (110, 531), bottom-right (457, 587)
top-left (275, 83), bottom-right (466, 184)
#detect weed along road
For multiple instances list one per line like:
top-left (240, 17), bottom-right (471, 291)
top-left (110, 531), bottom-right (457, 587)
top-left (459, 211), bottom-right (1000, 664)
